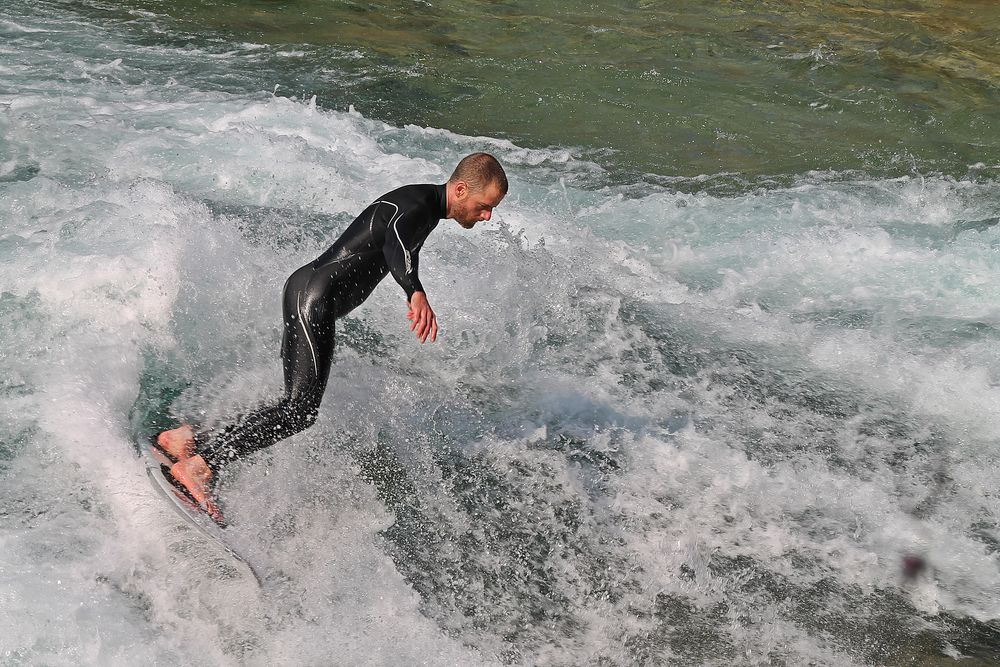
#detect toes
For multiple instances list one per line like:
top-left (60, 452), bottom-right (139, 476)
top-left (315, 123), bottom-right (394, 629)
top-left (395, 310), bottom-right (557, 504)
top-left (204, 500), bottom-right (225, 524)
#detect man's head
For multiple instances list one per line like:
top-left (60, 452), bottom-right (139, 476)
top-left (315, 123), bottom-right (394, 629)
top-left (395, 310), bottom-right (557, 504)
top-left (446, 152), bottom-right (508, 229)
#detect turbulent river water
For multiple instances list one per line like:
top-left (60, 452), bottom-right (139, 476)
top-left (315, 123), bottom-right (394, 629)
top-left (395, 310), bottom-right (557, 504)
top-left (2, 1), bottom-right (1000, 665)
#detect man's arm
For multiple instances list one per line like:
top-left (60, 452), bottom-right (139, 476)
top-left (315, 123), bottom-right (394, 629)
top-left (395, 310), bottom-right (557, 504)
top-left (382, 213), bottom-right (438, 343)
top-left (382, 211), bottom-right (425, 299)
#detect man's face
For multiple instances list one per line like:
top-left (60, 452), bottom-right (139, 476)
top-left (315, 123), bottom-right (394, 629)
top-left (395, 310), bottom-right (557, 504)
top-left (454, 181), bottom-right (505, 229)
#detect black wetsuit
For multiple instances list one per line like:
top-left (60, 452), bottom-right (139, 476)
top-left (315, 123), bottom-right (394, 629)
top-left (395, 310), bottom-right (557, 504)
top-left (197, 183), bottom-right (447, 469)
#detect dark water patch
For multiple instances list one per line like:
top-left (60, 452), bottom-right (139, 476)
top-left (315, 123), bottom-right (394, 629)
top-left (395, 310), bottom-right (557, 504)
top-left (649, 594), bottom-right (738, 665)
top-left (874, 215), bottom-right (1000, 248)
top-left (337, 316), bottom-right (395, 363)
top-left (93, 573), bottom-right (156, 621)
top-left (896, 315), bottom-right (1000, 348)
top-left (953, 216), bottom-right (1000, 236)
top-left (790, 307), bottom-right (877, 330)
top-left (0, 162), bottom-right (41, 184)
top-left (532, 432), bottom-right (622, 475)
top-left (352, 423), bottom-right (641, 662)
top-left (0, 454), bottom-right (104, 532)
top-left (127, 349), bottom-right (193, 440)
top-left (789, 308), bottom-right (1000, 350)
top-left (0, 425), bottom-right (37, 472)
top-left (203, 199), bottom-right (354, 251)
top-left (0, 292), bottom-right (46, 474)
top-left (939, 616), bottom-right (1000, 666)
top-left (694, 553), bottom-right (1000, 666)
top-left (968, 520), bottom-right (1000, 558)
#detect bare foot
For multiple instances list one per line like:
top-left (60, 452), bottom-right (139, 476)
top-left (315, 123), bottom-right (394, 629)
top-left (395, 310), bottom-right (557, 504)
top-left (157, 424), bottom-right (195, 461)
top-left (170, 455), bottom-right (224, 524)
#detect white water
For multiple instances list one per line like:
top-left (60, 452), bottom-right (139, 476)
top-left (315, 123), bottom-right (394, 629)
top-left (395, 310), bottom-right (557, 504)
top-left (2, 3), bottom-right (999, 666)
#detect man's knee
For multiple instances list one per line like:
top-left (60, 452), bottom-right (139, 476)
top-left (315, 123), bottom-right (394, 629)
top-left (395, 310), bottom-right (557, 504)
top-left (285, 394), bottom-right (322, 430)
top-left (297, 406), bottom-right (320, 430)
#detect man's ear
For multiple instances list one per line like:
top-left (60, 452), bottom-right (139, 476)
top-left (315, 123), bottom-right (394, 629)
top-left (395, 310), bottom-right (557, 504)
top-left (454, 180), bottom-right (469, 199)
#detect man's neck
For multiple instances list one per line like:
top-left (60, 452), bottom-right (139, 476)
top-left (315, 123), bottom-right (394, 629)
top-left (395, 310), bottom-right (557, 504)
top-left (444, 180), bottom-right (457, 219)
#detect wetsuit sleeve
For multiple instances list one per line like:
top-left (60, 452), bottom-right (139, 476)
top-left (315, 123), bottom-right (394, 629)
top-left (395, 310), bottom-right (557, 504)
top-left (382, 213), bottom-right (427, 299)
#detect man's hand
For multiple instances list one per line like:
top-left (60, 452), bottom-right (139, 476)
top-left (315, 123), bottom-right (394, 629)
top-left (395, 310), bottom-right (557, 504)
top-left (406, 291), bottom-right (438, 343)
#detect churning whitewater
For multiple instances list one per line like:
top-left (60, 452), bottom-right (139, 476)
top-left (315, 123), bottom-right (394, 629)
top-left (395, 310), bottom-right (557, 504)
top-left (2, 2), bottom-right (999, 665)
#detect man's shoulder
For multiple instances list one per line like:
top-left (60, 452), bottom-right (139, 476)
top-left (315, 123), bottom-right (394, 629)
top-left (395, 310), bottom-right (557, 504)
top-left (375, 183), bottom-right (445, 222)
top-left (378, 183), bottom-right (438, 204)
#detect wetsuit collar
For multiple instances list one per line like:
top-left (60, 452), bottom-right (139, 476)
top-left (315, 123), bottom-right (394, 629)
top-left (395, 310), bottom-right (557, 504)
top-left (435, 183), bottom-right (448, 220)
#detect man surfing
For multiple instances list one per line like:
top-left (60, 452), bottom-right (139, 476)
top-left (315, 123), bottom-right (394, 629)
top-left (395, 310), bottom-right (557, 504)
top-left (153, 152), bottom-right (508, 522)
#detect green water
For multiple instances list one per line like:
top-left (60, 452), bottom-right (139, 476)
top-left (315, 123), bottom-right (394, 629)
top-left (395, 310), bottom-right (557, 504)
top-left (87, 0), bottom-right (1000, 183)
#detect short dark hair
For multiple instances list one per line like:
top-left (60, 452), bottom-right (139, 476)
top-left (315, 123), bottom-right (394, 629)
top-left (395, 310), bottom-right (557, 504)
top-left (448, 152), bottom-right (508, 195)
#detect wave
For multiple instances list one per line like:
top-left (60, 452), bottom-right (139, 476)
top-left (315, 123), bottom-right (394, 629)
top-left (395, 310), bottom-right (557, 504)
top-left (2, 2), bottom-right (1000, 665)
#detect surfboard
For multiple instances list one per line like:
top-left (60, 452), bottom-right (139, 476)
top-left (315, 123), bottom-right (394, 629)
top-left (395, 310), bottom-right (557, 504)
top-left (139, 438), bottom-right (262, 584)
top-left (128, 358), bottom-right (261, 583)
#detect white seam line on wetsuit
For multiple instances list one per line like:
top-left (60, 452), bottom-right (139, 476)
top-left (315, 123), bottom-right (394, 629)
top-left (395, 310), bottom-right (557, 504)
top-left (374, 200), bottom-right (411, 274)
top-left (390, 215), bottom-right (412, 273)
top-left (297, 292), bottom-right (320, 376)
top-left (369, 201), bottom-right (380, 235)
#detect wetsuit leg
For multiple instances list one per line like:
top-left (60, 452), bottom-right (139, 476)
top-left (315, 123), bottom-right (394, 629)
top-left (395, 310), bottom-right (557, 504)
top-left (197, 263), bottom-right (338, 469)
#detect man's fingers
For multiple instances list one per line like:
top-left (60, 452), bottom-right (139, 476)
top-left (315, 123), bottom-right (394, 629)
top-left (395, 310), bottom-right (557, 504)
top-left (415, 312), bottom-right (427, 340)
top-left (405, 302), bottom-right (437, 343)
top-left (417, 313), bottom-right (432, 343)
top-left (421, 314), bottom-right (436, 344)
